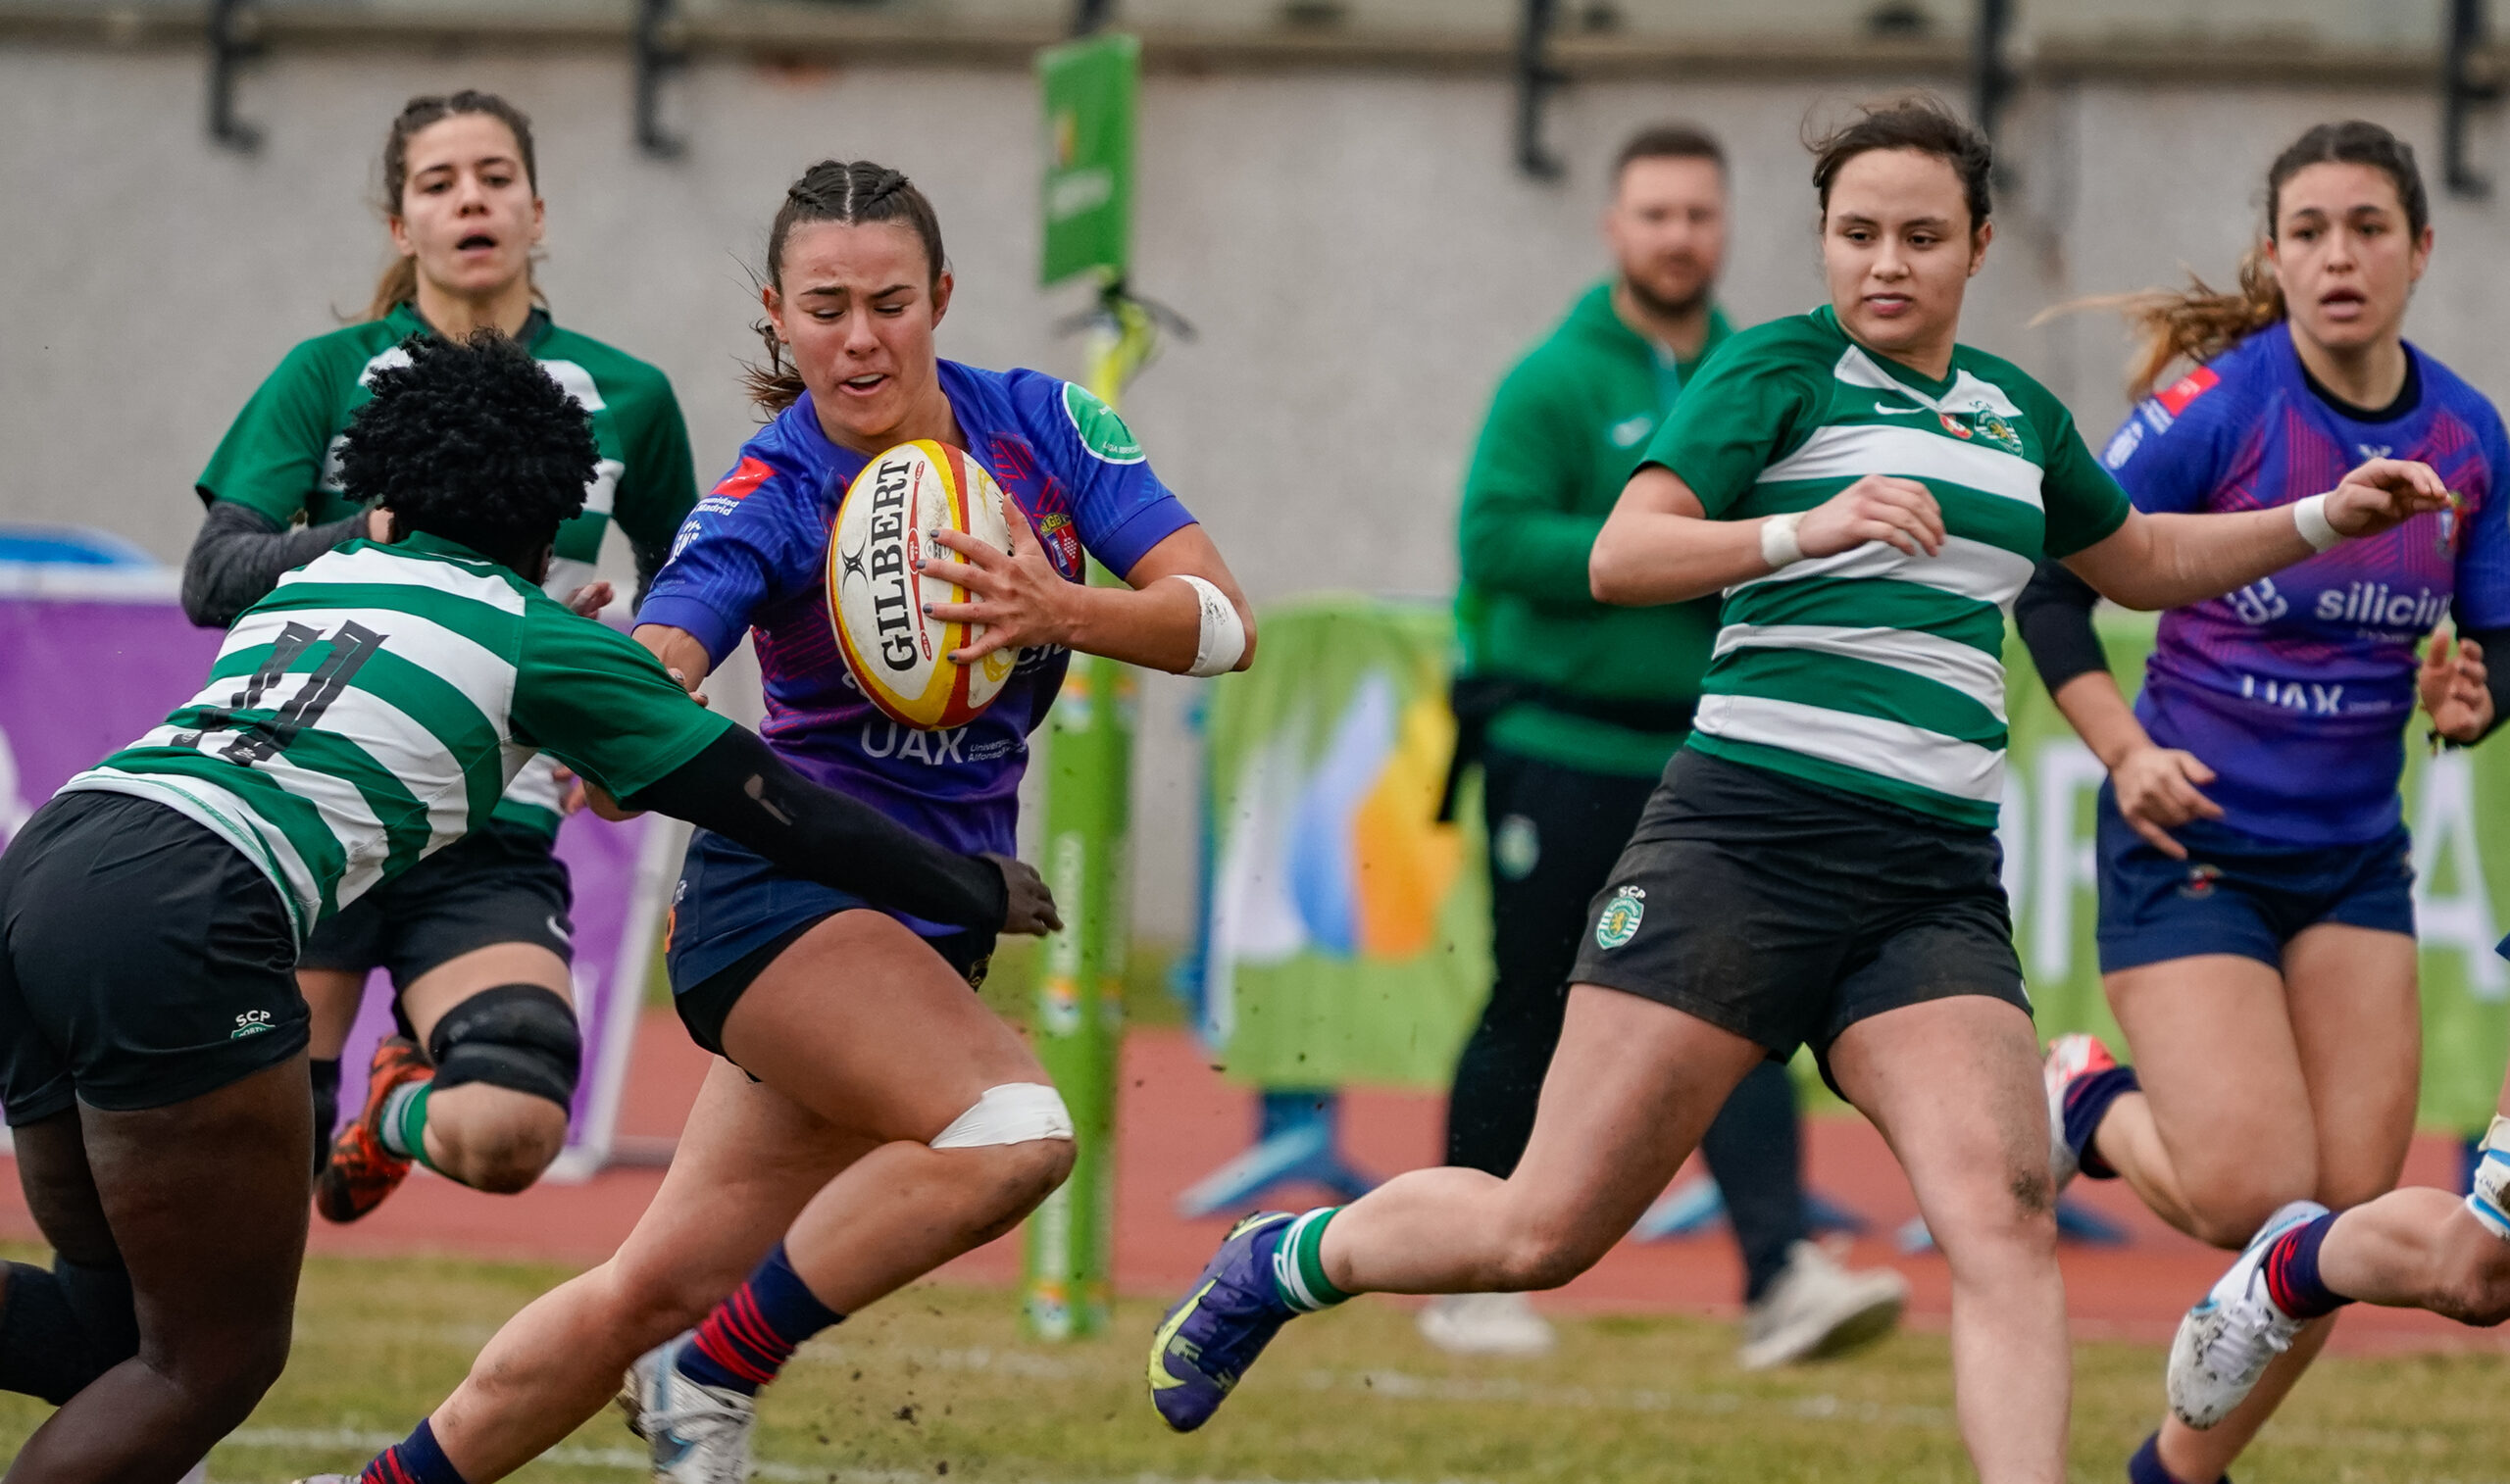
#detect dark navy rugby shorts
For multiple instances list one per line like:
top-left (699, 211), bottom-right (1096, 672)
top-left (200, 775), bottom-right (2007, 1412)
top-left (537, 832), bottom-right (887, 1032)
top-left (664, 829), bottom-right (993, 1059)
top-left (2092, 780), bottom-right (2416, 974)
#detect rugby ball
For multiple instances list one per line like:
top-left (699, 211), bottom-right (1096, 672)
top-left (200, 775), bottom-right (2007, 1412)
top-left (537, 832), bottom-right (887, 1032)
top-left (828, 439), bottom-right (1017, 730)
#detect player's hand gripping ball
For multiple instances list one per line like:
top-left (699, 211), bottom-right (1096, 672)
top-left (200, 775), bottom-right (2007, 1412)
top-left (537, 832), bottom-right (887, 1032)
top-left (828, 439), bottom-right (1017, 730)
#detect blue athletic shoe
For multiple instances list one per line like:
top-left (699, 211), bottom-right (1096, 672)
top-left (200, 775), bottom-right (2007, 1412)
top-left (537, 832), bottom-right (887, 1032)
top-left (1148, 1211), bottom-right (1299, 1431)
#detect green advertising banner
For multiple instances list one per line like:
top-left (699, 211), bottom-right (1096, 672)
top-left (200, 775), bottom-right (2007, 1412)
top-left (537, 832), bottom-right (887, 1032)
top-left (1197, 596), bottom-right (1489, 1090)
top-left (1037, 32), bottom-right (1137, 288)
top-left (2007, 614), bottom-right (2510, 1134)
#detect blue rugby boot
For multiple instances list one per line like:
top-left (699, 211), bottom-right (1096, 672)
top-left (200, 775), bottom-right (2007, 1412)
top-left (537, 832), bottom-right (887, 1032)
top-left (1149, 1209), bottom-right (1339, 1431)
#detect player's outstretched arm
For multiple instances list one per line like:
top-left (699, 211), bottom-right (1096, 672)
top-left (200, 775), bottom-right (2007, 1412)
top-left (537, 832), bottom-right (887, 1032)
top-left (617, 726), bottom-right (1061, 936)
top-left (1589, 465), bottom-right (1944, 607)
top-left (2066, 457), bottom-right (2453, 612)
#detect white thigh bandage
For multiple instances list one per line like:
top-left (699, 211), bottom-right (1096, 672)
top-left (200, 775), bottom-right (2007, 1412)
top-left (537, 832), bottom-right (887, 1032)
top-left (1176, 574), bottom-right (1248, 677)
top-left (2469, 1114), bottom-right (2510, 1240)
top-left (929, 1083), bottom-right (1076, 1149)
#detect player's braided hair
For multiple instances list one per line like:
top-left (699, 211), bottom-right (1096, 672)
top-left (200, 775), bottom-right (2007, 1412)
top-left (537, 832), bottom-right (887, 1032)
top-left (744, 160), bottom-right (948, 414)
top-left (2072, 121), bottom-right (2431, 401)
top-left (367, 90), bottom-right (545, 322)
top-left (338, 330), bottom-right (595, 572)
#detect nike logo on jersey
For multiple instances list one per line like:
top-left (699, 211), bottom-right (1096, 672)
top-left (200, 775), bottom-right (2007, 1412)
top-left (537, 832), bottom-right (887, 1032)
top-left (1872, 402), bottom-right (1929, 416)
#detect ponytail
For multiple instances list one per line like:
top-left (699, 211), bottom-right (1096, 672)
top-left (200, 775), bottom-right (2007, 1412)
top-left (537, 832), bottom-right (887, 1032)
top-left (2112, 249), bottom-right (2285, 402)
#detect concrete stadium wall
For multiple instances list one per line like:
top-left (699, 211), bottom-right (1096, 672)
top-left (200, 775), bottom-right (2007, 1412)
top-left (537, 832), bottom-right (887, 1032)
top-left (5, 34), bottom-right (2508, 937)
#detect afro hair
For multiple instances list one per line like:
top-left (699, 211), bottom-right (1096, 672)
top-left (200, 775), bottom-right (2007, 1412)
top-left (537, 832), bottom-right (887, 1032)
top-left (336, 329), bottom-right (597, 568)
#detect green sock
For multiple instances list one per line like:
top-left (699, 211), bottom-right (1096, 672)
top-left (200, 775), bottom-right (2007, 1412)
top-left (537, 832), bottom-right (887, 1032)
top-left (1273, 1207), bottom-right (1351, 1313)
top-left (379, 1081), bottom-right (438, 1171)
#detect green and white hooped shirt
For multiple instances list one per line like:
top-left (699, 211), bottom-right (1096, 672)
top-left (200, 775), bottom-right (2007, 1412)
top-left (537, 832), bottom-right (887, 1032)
top-left (194, 304), bottom-right (699, 835)
top-left (59, 534), bottom-right (729, 943)
top-left (1640, 306), bottom-right (2131, 829)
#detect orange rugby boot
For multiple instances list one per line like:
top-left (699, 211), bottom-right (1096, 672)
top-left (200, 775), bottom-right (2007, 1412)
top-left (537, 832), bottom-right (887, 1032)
top-left (315, 1036), bottom-right (432, 1223)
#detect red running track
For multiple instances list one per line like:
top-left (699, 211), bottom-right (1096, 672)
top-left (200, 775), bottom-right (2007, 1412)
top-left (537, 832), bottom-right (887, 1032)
top-left (1, 1010), bottom-right (2498, 1357)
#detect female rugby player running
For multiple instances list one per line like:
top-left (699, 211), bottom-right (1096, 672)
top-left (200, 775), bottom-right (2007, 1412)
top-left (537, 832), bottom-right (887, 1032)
top-left (1146, 97), bottom-right (2450, 1484)
top-left (2017, 121), bottom-right (2510, 1484)
top-left (0, 330), bottom-right (1050, 1484)
top-left (181, 89), bottom-right (699, 1219)
top-left (322, 160), bottom-right (1255, 1484)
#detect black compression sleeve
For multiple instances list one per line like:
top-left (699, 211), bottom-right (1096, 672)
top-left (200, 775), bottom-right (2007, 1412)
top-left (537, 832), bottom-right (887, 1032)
top-left (180, 500), bottom-right (370, 629)
top-left (2458, 623), bottom-right (2510, 745)
top-left (2014, 559), bottom-right (2112, 694)
top-left (621, 726), bottom-right (1009, 930)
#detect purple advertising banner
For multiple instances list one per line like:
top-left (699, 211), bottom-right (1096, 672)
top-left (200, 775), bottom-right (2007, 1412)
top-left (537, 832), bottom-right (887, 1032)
top-left (0, 574), bottom-right (672, 1177)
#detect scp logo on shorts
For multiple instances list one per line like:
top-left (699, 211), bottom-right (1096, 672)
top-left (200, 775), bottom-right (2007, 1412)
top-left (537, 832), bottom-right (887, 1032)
top-left (231, 1010), bottom-right (275, 1040)
top-left (2179, 864), bottom-right (2224, 900)
top-left (1594, 886), bottom-right (1646, 951)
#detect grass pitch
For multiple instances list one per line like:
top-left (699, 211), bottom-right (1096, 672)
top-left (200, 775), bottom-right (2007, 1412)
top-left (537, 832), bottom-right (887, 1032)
top-left (1, 1253), bottom-right (2506, 1483)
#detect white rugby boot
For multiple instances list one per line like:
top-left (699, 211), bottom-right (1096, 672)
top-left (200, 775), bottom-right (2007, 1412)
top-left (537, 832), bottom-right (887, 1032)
top-left (618, 1331), bottom-right (759, 1484)
top-left (1416, 1292), bottom-right (1557, 1358)
top-left (1737, 1240), bottom-right (1909, 1369)
top-left (2042, 1032), bottom-right (2118, 1191)
top-left (2167, 1199), bottom-right (2325, 1428)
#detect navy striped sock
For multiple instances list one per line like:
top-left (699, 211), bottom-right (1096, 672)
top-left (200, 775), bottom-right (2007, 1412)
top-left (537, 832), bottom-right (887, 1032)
top-left (2064, 1065), bottom-right (2139, 1180)
top-left (2262, 1211), bottom-right (2351, 1320)
top-left (360, 1417), bottom-right (465, 1484)
top-left (677, 1243), bottom-right (845, 1395)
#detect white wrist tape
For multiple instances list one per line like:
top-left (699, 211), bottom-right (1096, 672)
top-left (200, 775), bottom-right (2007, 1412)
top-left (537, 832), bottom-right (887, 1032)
top-left (2292, 493), bottom-right (2343, 553)
top-left (929, 1083), bottom-right (1075, 1149)
top-left (1177, 574), bottom-right (1247, 677)
top-left (1760, 511), bottom-right (1807, 570)
top-left (2469, 1114), bottom-right (2510, 1241)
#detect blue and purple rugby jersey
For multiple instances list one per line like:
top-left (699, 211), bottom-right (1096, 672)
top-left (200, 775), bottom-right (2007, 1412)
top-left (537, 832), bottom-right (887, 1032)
top-left (638, 361), bottom-right (1194, 867)
top-left (2101, 327), bottom-right (2510, 843)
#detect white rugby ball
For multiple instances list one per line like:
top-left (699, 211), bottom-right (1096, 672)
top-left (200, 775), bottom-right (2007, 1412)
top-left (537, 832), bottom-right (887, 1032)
top-left (828, 439), bottom-right (1017, 730)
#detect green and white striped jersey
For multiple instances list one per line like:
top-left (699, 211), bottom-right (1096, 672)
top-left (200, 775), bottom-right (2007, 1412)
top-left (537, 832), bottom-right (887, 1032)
top-left (60, 532), bottom-right (729, 941)
top-left (195, 304), bottom-right (700, 838)
top-left (1641, 306), bottom-right (2130, 828)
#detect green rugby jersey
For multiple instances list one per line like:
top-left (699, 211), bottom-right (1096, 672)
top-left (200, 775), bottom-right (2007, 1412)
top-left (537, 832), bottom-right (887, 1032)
top-left (1642, 305), bottom-right (2130, 828)
top-left (195, 303), bottom-right (699, 836)
top-left (60, 532), bottom-right (730, 941)
top-left (1458, 284), bottom-right (1733, 776)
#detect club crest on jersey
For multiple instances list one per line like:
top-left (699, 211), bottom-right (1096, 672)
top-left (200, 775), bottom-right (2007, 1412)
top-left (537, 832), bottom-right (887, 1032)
top-left (1594, 886), bottom-right (1646, 950)
top-left (1971, 408), bottom-right (2025, 456)
top-left (1036, 510), bottom-right (1083, 576)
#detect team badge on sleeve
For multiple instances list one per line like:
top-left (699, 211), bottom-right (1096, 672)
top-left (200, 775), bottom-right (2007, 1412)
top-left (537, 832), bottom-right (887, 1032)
top-left (1063, 382), bottom-right (1145, 465)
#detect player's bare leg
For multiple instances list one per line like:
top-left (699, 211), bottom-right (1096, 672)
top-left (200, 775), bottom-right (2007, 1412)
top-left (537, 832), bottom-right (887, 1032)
top-left (2316, 1188), bottom-right (2510, 1322)
top-left (1320, 988), bottom-right (1763, 1294)
top-left (426, 1060), bottom-right (862, 1480)
top-left (2091, 926), bottom-right (2417, 1480)
top-left (5, 1058), bottom-right (310, 1484)
top-left (1831, 997), bottom-right (2067, 1484)
top-left (378, 911), bottom-right (1069, 1484)
top-left (1145, 986), bottom-right (1763, 1434)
